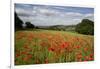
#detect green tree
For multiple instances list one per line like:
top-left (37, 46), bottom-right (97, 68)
top-left (25, 22), bottom-right (35, 28)
top-left (15, 12), bottom-right (23, 31)
top-left (75, 19), bottom-right (94, 35)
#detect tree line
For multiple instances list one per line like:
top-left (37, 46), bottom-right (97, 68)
top-left (15, 12), bottom-right (94, 35)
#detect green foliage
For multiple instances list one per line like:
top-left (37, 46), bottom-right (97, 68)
top-left (15, 12), bottom-right (23, 31)
top-left (75, 19), bottom-right (94, 35)
top-left (25, 22), bottom-right (35, 28)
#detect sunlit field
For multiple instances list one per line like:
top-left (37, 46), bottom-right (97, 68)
top-left (15, 29), bottom-right (94, 65)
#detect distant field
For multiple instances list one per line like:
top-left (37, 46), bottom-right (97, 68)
top-left (15, 29), bottom-right (94, 65)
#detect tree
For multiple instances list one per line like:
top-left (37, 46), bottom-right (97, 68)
top-left (75, 19), bottom-right (94, 35)
top-left (15, 12), bottom-right (23, 31)
top-left (25, 22), bottom-right (35, 28)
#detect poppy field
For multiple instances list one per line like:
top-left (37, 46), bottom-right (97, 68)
top-left (15, 30), bottom-right (94, 65)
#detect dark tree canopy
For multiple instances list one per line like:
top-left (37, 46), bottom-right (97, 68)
top-left (75, 19), bottom-right (94, 35)
top-left (25, 22), bottom-right (35, 28)
top-left (15, 12), bottom-right (23, 31)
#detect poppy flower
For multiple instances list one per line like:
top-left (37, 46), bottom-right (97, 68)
top-left (89, 57), bottom-right (94, 61)
top-left (60, 42), bottom-right (69, 49)
top-left (85, 56), bottom-right (89, 61)
top-left (76, 45), bottom-right (80, 49)
top-left (16, 54), bottom-right (20, 57)
top-left (84, 47), bottom-right (88, 52)
top-left (90, 53), bottom-right (93, 58)
top-left (48, 47), bottom-right (55, 52)
top-left (76, 53), bottom-right (82, 60)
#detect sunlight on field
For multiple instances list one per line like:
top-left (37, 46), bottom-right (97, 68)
top-left (15, 30), bottom-right (94, 65)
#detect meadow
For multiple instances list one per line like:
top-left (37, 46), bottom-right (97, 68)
top-left (15, 29), bottom-right (94, 65)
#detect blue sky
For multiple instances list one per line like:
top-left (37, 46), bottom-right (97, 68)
top-left (15, 3), bottom-right (94, 26)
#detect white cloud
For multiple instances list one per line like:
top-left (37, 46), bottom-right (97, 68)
top-left (84, 13), bottom-right (94, 21)
top-left (85, 13), bottom-right (94, 17)
top-left (15, 7), bottom-right (36, 18)
top-left (65, 12), bottom-right (83, 16)
top-left (15, 5), bottom-right (94, 26)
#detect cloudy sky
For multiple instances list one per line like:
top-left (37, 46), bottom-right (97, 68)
top-left (15, 3), bottom-right (94, 26)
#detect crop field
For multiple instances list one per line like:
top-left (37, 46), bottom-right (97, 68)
top-left (15, 30), bottom-right (94, 65)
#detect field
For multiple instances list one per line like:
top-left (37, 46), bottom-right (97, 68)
top-left (15, 29), bottom-right (94, 65)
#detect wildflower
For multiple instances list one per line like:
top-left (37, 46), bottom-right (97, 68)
top-left (89, 57), bottom-right (94, 61)
top-left (85, 56), bottom-right (89, 61)
top-left (77, 54), bottom-right (82, 59)
top-left (48, 47), bottom-right (55, 52)
top-left (76, 53), bottom-right (82, 60)
top-left (60, 42), bottom-right (69, 49)
top-left (76, 45), bottom-right (80, 49)
top-left (84, 47), bottom-right (88, 52)
top-left (90, 53), bottom-right (93, 58)
top-left (16, 53), bottom-right (20, 57)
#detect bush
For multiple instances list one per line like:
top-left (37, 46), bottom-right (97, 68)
top-left (75, 19), bottom-right (94, 35)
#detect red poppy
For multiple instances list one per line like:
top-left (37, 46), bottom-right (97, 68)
top-left (76, 45), bottom-right (80, 49)
top-left (85, 56), bottom-right (89, 61)
top-left (60, 42), bottom-right (69, 49)
top-left (84, 47), bottom-right (88, 52)
top-left (16, 54), bottom-right (20, 57)
top-left (90, 53), bottom-right (93, 58)
top-left (89, 57), bottom-right (94, 61)
top-left (76, 53), bottom-right (82, 60)
top-left (48, 47), bottom-right (55, 52)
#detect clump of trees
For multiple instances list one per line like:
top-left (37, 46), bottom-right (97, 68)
top-left (25, 22), bottom-right (35, 28)
top-left (75, 19), bottom-right (94, 35)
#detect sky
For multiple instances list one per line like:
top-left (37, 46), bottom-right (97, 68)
top-left (15, 3), bottom-right (94, 26)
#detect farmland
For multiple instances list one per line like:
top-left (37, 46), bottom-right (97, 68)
top-left (15, 29), bottom-right (94, 65)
